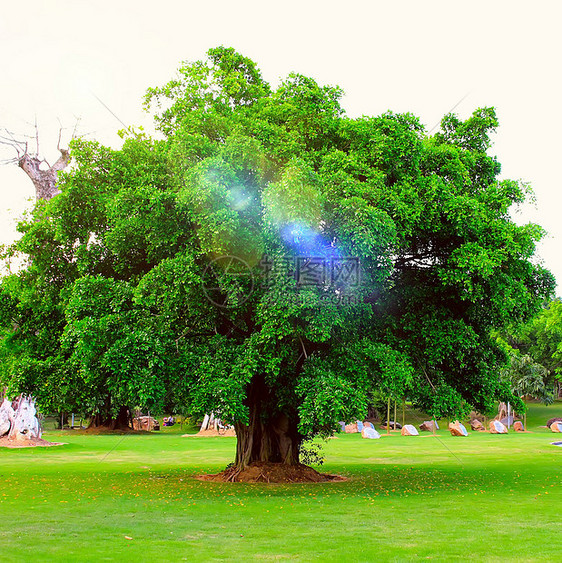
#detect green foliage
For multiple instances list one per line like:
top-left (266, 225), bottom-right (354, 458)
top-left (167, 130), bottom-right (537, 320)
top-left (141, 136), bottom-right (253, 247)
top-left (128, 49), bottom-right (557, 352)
top-left (518, 299), bottom-right (562, 377)
top-left (500, 299), bottom-right (562, 402)
top-left (501, 349), bottom-right (553, 405)
top-left (0, 46), bottom-right (554, 440)
top-left (298, 439), bottom-right (325, 466)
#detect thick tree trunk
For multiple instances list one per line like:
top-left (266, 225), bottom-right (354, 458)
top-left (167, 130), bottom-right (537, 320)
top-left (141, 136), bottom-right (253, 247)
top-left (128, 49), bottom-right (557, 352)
top-left (234, 374), bottom-right (303, 469)
top-left (88, 405), bottom-right (131, 430)
top-left (5, 395), bottom-right (41, 441)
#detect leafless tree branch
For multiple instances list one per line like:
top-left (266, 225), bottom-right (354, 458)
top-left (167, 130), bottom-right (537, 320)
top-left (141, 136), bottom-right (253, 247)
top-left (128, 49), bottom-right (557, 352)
top-left (1, 118), bottom-right (80, 201)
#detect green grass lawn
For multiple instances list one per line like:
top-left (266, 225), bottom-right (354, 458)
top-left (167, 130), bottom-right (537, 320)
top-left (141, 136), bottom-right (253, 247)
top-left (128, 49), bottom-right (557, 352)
top-left (1, 403), bottom-right (561, 562)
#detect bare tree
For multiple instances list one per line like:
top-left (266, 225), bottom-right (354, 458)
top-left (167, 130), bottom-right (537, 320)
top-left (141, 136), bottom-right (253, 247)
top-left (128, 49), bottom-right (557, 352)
top-left (0, 120), bottom-right (77, 202)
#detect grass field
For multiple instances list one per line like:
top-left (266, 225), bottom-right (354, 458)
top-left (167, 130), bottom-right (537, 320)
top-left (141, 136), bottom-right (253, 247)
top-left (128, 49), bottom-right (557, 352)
top-left (1, 402), bottom-right (561, 562)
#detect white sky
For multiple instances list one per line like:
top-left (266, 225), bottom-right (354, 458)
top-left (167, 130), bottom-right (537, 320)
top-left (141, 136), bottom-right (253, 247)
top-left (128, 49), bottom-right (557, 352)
top-left (1, 0), bottom-right (561, 290)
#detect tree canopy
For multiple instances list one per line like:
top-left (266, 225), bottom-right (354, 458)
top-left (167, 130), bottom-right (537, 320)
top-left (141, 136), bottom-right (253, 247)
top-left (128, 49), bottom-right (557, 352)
top-left (0, 46), bottom-right (555, 468)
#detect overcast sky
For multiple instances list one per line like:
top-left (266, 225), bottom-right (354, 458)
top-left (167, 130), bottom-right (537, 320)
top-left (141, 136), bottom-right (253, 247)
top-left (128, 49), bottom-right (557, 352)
top-left (1, 1), bottom-right (561, 290)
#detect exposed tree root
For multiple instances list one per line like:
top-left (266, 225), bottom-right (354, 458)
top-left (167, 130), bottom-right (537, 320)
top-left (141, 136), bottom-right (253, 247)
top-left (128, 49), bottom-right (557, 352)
top-left (198, 462), bottom-right (346, 483)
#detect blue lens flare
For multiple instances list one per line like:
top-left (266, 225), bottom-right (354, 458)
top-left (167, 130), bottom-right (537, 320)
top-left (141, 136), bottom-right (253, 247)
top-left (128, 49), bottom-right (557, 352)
top-left (279, 222), bottom-right (344, 262)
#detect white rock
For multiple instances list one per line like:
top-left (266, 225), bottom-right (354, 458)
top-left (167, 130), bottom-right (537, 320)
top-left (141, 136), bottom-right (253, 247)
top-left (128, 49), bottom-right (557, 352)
top-left (401, 424), bottom-right (419, 436)
top-left (490, 420), bottom-right (507, 434)
top-left (361, 427), bottom-right (380, 439)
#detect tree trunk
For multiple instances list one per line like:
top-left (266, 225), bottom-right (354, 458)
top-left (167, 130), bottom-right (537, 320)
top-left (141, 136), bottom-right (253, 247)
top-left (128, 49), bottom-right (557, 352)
top-left (6, 395), bottom-right (41, 441)
top-left (88, 405), bottom-right (131, 430)
top-left (234, 374), bottom-right (303, 470)
top-left (18, 149), bottom-right (70, 201)
top-left (57, 412), bottom-right (69, 429)
top-left (0, 397), bottom-right (15, 437)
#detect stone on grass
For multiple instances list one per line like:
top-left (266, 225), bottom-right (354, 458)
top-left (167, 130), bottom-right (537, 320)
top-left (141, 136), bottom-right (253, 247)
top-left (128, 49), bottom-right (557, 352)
top-left (419, 420), bottom-right (439, 432)
top-left (489, 420), bottom-right (508, 434)
top-left (513, 421), bottom-right (525, 432)
top-left (345, 423), bottom-right (358, 433)
top-left (469, 411), bottom-right (484, 423)
top-left (361, 427), bottom-right (381, 439)
top-left (381, 421), bottom-right (402, 430)
top-left (133, 416), bottom-right (160, 431)
top-left (449, 421), bottom-right (468, 437)
top-left (546, 417), bottom-right (562, 429)
top-left (401, 424), bottom-right (419, 436)
top-left (551, 421), bottom-right (562, 433)
top-left (363, 421), bottom-right (374, 430)
top-left (337, 421), bottom-right (346, 433)
top-left (356, 421), bottom-right (364, 432)
top-left (470, 419), bottom-right (485, 432)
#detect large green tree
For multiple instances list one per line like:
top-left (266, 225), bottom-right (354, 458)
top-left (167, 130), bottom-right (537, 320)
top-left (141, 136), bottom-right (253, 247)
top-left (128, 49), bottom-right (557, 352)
top-left (0, 47), bottom-right (554, 469)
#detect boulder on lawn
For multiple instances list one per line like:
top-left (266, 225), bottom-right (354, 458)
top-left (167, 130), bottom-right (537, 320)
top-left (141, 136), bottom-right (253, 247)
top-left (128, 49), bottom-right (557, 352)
top-left (401, 424), bottom-right (419, 436)
top-left (449, 421), bottom-right (468, 437)
top-left (551, 421), bottom-right (562, 433)
top-left (363, 421), bottom-right (374, 429)
top-left (513, 421), bottom-right (525, 432)
top-left (132, 416), bottom-right (160, 431)
top-left (356, 421), bottom-right (364, 432)
top-left (419, 420), bottom-right (439, 432)
top-left (345, 423), bottom-right (358, 433)
top-left (381, 421), bottom-right (402, 430)
top-left (546, 417), bottom-right (562, 429)
top-left (489, 420), bottom-right (508, 434)
top-left (470, 419), bottom-right (485, 432)
top-left (469, 411), bottom-right (485, 423)
top-left (361, 426), bottom-right (381, 439)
